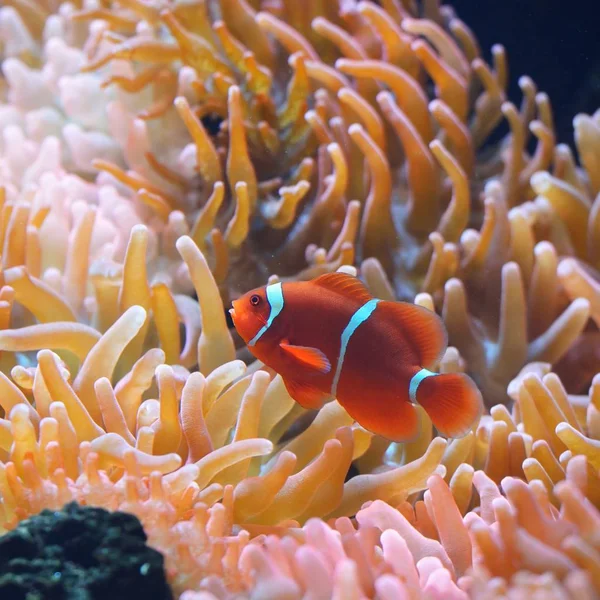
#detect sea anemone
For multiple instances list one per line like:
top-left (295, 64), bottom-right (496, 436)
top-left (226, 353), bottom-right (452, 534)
top-left (0, 0), bottom-right (599, 597)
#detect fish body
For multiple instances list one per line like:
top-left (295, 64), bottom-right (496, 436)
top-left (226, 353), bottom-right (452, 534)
top-left (230, 272), bottom-right (483, 441)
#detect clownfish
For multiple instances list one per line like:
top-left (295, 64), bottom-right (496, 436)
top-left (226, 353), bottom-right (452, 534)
top-left (229, 272), bottom-right (483, 441)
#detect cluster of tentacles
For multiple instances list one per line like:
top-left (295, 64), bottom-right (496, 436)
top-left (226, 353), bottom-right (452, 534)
top-left (1, 0), bottom-right (600, 598)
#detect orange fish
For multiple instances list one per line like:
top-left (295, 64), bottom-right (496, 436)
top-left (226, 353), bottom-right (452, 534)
top-left (229, 272), bottom-right (483, 441)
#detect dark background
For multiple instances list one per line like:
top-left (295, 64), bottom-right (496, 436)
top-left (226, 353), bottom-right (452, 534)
top-left (449, 0), bottom-right (599, 150)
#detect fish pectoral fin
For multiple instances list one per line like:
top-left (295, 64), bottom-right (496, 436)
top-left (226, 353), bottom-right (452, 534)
top-left (283, 377), bottom-right (332, 409)
top-left (280, 342), bottom-right (331, 373)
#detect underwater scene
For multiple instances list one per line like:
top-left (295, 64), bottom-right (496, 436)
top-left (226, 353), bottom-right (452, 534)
top-left (0, 0), bottom-right (599, 598)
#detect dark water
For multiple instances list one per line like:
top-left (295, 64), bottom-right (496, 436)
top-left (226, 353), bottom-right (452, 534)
top-left (452, 0), bottom-right (600, 149)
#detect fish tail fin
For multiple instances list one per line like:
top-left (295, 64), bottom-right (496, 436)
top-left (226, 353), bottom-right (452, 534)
top-left (410, 369), bottom-right (483, 438)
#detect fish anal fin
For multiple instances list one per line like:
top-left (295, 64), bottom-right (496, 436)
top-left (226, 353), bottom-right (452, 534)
top-left (338, 389), bottom-right (421, 442)
top-left (280, 342), bottom-right (331, 373)
top-left (415, 372), bottom-right (483, 438)
top-left (284, 377), bottom-right (332, 409)
top-left (312, 272), bottom-right (372, 304)
top-left (381, 301), bottom-right (448, 368)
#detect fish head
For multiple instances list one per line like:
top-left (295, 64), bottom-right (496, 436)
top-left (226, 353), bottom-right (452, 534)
top-left (229, 286), bottom-right (271, 344)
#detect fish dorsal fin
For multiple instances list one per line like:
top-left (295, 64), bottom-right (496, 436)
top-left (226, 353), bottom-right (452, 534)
top-left (312, 272), bottom-right (372, 304)
top-left (380, 301), bottom-right (448, 369)
top-left (280, 342), bottom-right (331, 373)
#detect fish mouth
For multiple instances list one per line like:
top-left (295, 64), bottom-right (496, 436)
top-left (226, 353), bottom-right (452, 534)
top-left (229, 307), bottom-right (236, 320)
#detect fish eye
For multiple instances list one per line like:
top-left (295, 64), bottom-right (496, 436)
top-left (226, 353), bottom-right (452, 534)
top-left (250, 294), bottom-right (261, 306)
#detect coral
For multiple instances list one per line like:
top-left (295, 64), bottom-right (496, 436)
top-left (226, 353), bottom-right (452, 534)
top-left (0, 0), bottom-right (600, 598)
top-left (0, 501), bottom-right (172, 600)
